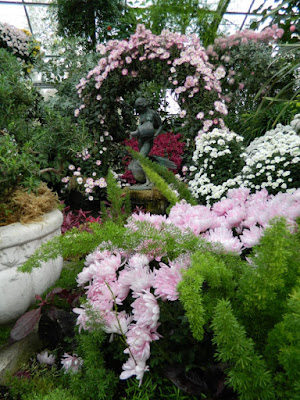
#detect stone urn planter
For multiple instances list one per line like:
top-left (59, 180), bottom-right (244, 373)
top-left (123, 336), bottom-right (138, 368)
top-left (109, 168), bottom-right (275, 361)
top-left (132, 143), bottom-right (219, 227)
top-left (0, 209), bottom-right (64, 325)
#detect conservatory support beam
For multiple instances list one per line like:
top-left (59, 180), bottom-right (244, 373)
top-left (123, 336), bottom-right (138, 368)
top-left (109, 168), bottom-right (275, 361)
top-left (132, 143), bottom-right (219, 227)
top-left (239, 0), bottom-right (259, 31)
top-left (0, 1), bottom-right (50, 6)
top-left (22, 0), bottom-right (33, 34)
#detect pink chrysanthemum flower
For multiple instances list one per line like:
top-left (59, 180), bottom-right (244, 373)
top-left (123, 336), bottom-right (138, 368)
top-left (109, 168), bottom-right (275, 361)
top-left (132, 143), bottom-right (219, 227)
top-left (131, 291), bottom-right (160, 329)
top-left (153, 262), bottom-right (182, 301)
top-left (61, 353), bottom-right (83, 373)
top-left (37, 351), bottom-right (56, 366)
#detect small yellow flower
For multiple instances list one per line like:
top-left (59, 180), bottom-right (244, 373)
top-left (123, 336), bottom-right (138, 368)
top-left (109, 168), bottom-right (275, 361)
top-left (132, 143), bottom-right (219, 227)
top-left (21, 29), bottom-right (31, 36)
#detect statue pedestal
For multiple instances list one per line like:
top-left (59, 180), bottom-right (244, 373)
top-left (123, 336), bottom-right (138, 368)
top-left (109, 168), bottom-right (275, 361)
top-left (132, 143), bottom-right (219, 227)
top-left (126, 188), bottom-right (169, 215)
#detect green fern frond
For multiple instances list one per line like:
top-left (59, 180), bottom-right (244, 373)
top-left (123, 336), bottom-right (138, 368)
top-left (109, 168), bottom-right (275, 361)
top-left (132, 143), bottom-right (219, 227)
top-left (212, 299), bottom-right (275, 400)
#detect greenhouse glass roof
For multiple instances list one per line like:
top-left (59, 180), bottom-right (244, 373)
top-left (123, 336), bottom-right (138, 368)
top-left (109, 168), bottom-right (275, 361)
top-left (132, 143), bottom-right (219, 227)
top-left (0, 0), bottom-right (279, 90)
top-left (0, 0), bottom-right (277, 38)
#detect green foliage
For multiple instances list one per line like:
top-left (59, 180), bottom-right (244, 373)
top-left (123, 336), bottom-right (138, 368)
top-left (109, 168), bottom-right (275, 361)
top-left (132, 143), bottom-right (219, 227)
top-left (7, 362), bottom-right (63, 399)
top-left (61, 328), bottom-right (117, 400)
top-left (7, 328), bottom-right (117, 400)
top-left (265, 285), bottom-right (300, 399)
top-left (177, 263), bottom-right (205, 341)
top-left (128, 148), bottom-right (197, 205)
top-left (48, 260), bottom-right (85, 292)
top-left (132, 0), bottom-right (230, 46)
top-left (177, 218), bottom-right (300, 398)
top-left (51, 0), bottom-right (125, 49)
top-left (237, 101), bottom-right (296, 144)
top-left (0, 47), bottom-right (42, 151)
top-left (121, 374), bottom-right (197, 400)
top-left (104, 169), bottom-right (131, 225)
top-left (249, 43), bottom-right (300, 132)
top-left (178, 250), bottom-right (244, 340)
top-left (238, 218), bottom-right (300, 341)
top-left (19, 221), bottom-right (126, 273)
top-left (20, 212), bottom-right (204, 273)
top-left (39, 38), bottom-right (99, 119)
top-left (212, 299), bottom-right (275, 400)
top-left (25, 388), bottom-right (79, 400)
top-left (29, 108), bottom-right (92, 181)
top-left (0, 133), bottom-right (40, 201)
top-left (208, 36), bottom-right (297, 135)
top-left (142, 163), bottom-right (179, 209)
top-left (0, 323), bottom-right (13, 347)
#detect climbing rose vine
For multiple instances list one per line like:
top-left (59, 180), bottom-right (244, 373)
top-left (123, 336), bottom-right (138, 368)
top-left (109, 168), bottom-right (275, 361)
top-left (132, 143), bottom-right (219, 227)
top-left (75, 24), bottom-right (227, 144)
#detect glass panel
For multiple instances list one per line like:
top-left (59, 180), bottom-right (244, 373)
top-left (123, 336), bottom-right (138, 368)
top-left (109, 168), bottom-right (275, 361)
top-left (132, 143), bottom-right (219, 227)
top-left (227, 0), bottom-right (257, 13)
top-left (26, 4), bottom-right (56, 44)
top-left (219, 14), bottom-right (245, 34)
top-left (25, 0), bottom-right (52, 3)
top-left (0, 4), bottom-right (29, 30)
top-left (205, 0), bottom-right (219, 11)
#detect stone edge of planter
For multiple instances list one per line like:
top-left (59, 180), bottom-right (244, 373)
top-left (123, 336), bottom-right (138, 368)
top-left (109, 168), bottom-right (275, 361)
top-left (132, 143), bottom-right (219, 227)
top-left (0, 209), bottom-right (63, 249)
top-left (0, 323), bottom-right (42, 384)
top-left (0, 208), bottom-right (64, 325)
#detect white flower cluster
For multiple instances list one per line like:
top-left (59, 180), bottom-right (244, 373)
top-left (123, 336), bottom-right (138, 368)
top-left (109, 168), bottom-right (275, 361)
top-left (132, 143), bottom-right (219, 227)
top-left (0, 23), bottom-right (31, 58)
top-left (188, 117), bottom-right (300, 205)
top-left (238, 120), bottom-right (300, 194)
top-left (189, 128), bottom-right (244, 203)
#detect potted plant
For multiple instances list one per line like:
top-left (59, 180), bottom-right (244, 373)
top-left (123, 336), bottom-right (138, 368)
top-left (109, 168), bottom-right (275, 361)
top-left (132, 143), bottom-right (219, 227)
top-left (0, 45), bottom-right (63, 325)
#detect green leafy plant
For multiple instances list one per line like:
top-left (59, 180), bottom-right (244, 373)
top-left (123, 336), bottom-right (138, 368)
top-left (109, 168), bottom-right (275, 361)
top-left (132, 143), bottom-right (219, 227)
top-left (212, 299), bottom-right (275, 400)
top-left (178, 218), bottom-right (300, 399)
top-left (102, 169), bottom-right (131, 225)
top-left (50, 0), bottom-right (127, 49)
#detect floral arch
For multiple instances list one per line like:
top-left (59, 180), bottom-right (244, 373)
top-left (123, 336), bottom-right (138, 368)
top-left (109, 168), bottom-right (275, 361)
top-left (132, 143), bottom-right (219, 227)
top-left (75, 24), bottom-right (228, 145)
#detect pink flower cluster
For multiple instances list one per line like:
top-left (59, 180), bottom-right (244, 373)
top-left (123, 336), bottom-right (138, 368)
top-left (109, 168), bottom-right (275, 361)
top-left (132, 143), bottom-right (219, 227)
top-left (168, 188), bottom-right (300, 253)
top-left (73, 188), bottom-right (300, 383)
top-left (207, 25), bottom-right (284, 55)
top-left (75, 24), bottom-right (227, 133)
top-left (74, 249), bottom-right (190, 383)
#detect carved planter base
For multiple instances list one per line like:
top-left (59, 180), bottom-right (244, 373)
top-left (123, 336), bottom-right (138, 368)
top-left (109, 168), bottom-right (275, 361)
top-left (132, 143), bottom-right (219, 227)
top-left (0, 209), bottom-right (63, 325)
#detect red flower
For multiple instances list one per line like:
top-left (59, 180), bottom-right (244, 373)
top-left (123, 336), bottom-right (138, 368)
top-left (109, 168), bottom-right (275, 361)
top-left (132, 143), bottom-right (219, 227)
top-left (121, 132), bottom-right (185, 184)
top-left (107, 26), bottom-right (112, 31)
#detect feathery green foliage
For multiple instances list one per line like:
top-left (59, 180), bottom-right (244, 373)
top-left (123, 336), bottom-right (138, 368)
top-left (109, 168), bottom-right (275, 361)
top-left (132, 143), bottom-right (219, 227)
top-left (212, 299), bottom-right (275, 400)
top-left (7, 326), bottom-right (117, 400)
top-left (178, 250), bottom-right (244, 340)
top-left (25, 388), bottom-right (79, 400)
top-left (265, 285), bottom-right (300, 399)
top-left (178, 218), bottom-right (300, 398)
top-left (121, 374), bottom-right (198, 400)
top-left (19, 216), bottom-right (205, 273)
top-left (177, 261), bottom-right (205, 341)
top-left (19, 221), bottom-right (126, 273)
top-left (141, 163), bottom-right (179, 208)
top-left (237, 218), bottom-right (300, 343)
top-left (127, 147), bottom-right (197, 205)
top-left (62, 328), bottom-right (118, 400)
top-left (7, 362), bottom-right (63, 399)
top-left (104, 169), bottom-right (131, 225)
